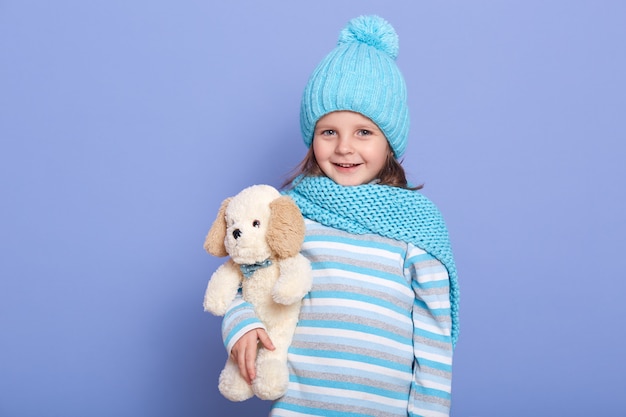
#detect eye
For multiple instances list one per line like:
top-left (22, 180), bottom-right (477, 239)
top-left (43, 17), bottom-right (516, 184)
top-left (252, 220), bottom-right (261, 228)
top-left (357, 129), bottom-right (372, 136)
top-left (321, 129), bottom-right (336, 136)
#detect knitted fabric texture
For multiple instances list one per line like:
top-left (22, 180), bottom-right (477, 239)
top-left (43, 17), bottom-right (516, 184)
top-left (300, 15), bottom-right (410, 158)
top-left (285, 176), bottom-right (460, 347)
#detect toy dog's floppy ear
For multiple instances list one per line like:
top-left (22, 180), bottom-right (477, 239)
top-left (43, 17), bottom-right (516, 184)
top-left (267, 196), bottom-right (305, 259)
top-left (204, 197), bottom-right (232, 257)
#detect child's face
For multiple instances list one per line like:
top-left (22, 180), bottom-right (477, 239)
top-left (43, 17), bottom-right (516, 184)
top-left (312, 111), bottom-right (390, 186)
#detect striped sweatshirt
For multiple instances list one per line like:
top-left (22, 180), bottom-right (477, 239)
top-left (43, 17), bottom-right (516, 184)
top-left (222, 219), bottom-right (453, 417)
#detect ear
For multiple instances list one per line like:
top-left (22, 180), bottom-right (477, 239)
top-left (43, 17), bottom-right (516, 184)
top-left (267, 196), bottom-right (305, 259)
top-left (204, 197), bottom-right (232, 257)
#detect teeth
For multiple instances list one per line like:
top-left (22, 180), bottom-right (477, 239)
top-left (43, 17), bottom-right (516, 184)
top-left (336, 163), bottom-right (358, 167)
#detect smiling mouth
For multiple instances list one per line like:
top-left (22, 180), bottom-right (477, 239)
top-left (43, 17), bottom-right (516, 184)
top-left (334, 163), bottom-right (361, 168)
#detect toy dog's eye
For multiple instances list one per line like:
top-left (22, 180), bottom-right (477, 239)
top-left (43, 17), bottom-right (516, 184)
top-left (252, 220), bottom-right (261, 228)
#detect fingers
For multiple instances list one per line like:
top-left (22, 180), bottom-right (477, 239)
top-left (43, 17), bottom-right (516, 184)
top-left (256, 329), bottom-right (275, 351)
top-left (232, 331), bottom-right (256, 384)
top-left (230, 329), bottom-right (276, 384)
top-left (244, 339), bottom-right (257, 383)
top-left (233, 345), bottom-right (252, 384)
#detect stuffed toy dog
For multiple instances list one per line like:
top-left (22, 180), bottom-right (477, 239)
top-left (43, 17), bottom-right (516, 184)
top-left (203, 184), bottom-right (312, 401)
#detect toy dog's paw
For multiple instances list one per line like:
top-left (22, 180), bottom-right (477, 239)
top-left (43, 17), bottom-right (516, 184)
top-left (272, 256), bottom-right (312, 305)
top-left (252, 358), bottom-right (289, 400)
top-left (203, 296), bottom-right (229, 316)
top-left (218, 366), bottom-right (254, 402)
top-left (271, 286), bottom-right (302, 306)
top-left (203, 262), bottom-right (241, 316)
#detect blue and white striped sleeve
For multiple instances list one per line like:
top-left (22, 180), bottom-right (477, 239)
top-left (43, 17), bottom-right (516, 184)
top-left (221, 293), bottom-right (265, 354)
top-left (406, 244), bottom-right (454, 417)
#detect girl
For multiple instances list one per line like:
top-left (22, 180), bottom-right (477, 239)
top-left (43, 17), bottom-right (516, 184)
top-left (220, 15), bottom-right (459, 417)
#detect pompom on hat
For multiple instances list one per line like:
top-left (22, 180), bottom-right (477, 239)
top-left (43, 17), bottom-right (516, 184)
top-left (300, 15), bottom-right (410, 158)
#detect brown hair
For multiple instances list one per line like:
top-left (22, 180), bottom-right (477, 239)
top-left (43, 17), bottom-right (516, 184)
top-left (282, 146), bottom-right (423, 190)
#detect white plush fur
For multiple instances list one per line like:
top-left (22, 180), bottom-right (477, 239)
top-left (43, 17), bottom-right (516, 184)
top-left (203, 184), bottom-right (312, 401)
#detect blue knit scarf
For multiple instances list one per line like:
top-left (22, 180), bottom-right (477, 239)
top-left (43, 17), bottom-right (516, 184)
top-left (285, 176), bottom-right (460, 348)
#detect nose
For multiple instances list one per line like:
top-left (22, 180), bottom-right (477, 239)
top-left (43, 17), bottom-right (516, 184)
top-left (232, 229), bottom-right (242, 239)
top-left (335, 137), bottom-right (353, 154)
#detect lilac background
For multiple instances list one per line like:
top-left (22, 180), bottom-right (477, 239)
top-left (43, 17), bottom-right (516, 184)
top-left (1, 1), bottom-right (625, 416)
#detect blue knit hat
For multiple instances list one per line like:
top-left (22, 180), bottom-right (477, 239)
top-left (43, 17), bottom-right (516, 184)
top-left (300, 15), bottom-right (409, 158)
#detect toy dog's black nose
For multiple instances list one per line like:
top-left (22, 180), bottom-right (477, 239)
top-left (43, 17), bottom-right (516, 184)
top-left (232, 229), bottom-right (242, 239)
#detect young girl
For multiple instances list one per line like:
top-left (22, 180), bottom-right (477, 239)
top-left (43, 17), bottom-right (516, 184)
top-left (220, 15), bottom-right (459, 417)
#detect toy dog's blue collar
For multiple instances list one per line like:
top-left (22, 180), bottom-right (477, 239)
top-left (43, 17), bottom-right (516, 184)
top-left (239, 258), bottom-right (272, 278)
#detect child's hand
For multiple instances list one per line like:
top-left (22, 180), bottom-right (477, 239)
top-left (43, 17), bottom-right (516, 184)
top-left (230, 328), bottom-right (275, 384)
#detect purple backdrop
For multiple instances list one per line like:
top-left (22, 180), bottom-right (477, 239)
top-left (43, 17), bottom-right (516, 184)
top-left (1, 1), bottom-right (625, 416)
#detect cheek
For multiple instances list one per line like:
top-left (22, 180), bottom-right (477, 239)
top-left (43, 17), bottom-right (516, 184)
top-left (312, 142), bottom-right (332, 166)
top-left (312, 139), bottom-right (325, 158)
top-left (365, 140), bottom-right (390, 162)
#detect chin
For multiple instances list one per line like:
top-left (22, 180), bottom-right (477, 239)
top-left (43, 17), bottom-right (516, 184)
top-left (329, 177), bottom-right (367, 186)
